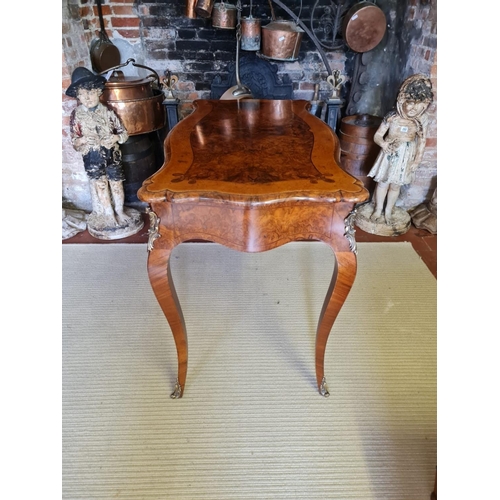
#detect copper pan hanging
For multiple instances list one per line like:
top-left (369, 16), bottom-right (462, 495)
top-left (261, 20), bottom-right (304, 61)
top-left (342, 1), bottom-right (386, 53)
top-left (260, 0), bottom-right (304, 61)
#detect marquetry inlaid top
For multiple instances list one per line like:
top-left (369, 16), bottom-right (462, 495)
top-left (138, 99), bottom-right (369, 205)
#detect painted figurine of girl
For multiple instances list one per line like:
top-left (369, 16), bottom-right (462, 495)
top-left (66, 66), bottom-right (143, 239)
top-left (368, 74), bottom-right (434, 224)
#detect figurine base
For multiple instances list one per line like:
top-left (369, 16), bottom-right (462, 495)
top-left (355, 202), bottom-right (411, 236)
top-left (87, 207), bottom-right (144, 240)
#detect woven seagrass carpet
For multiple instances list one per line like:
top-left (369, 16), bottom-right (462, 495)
top-left (62, 241), bottom-right (436, 499)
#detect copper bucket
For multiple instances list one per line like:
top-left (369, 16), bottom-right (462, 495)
top-left (261, 20), bottom-right (304, 61)
top-left (241, 16), bottom-right (261, 51)
top-left (212, 2), bottom-right (237, 29)
top-left (195, 0), bottom-right (214, 18)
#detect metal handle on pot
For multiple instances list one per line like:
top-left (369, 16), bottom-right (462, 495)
top-left (98, 58), bottom-right (161, 88)
top-left (266, 0), bottom-right (302, 24)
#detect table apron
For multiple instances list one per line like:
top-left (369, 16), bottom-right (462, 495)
top-left (151, 200), bottom-right (355, 253)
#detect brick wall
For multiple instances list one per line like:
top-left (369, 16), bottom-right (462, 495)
top-left (62, 0), bottom-right (437, 212)
top-left (398, 0), bottom-right (437, 209)
top-left (62, 0), bottom-right (94, 211)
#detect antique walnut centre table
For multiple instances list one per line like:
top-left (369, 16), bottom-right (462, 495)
top-left (138, 99), bottom-right (369, 398)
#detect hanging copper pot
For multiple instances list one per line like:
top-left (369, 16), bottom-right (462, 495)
top-left (261, 20), bottom-right (304, 61)
top-left (212, 2), bottom-right (237, 29)
top-left (241, 0), bottom-right (261, 51)
top-left (241, 16), bottom-right (261, 51)
top-left (195, 0), bottom-right (214, 18)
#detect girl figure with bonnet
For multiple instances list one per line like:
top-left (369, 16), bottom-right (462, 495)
top-left (368, 74), bottom-right (434, 224)
top-left (66, 67), bottom-right (143, 239)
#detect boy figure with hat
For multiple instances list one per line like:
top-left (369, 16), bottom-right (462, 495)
top-left (66, 67), bottom-right (143, 239)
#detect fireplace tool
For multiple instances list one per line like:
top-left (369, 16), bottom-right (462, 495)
top-left (220, 1), bottom-right (253, 100)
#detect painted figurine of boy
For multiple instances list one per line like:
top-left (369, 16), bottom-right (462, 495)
top-left (66, 66), bottom-right (143, 239)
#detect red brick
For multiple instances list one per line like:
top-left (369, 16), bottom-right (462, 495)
top-left (111, 16), bottom-right (140, 28)
top-left (426, 137), bottom-right (437, 148)
top-left (299, 82), bottom-right (316, 91)
top-left (177, 81), bottom-right (195, 92)
top-left (112, 5), bottom-right (135, 16)
top-left (179, 103), bottom-right (195, 119)
top-left (80, 6), bottom-right (92, 17)
top-left (93, 4), bottom-right (111, 16)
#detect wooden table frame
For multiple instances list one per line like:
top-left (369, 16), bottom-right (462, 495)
top-left (138, 99), bottom-right (369, 398)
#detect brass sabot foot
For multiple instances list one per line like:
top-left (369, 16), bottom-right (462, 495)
top-left (319, 377), bottom-right (330, 398)
top-left (170, 379), bottom-right (183, 399)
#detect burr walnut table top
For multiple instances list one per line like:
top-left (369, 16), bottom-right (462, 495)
top-left (138, 99), bottom-right (368, 205)
top-left (138, 99), bottom-right (369, 399)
